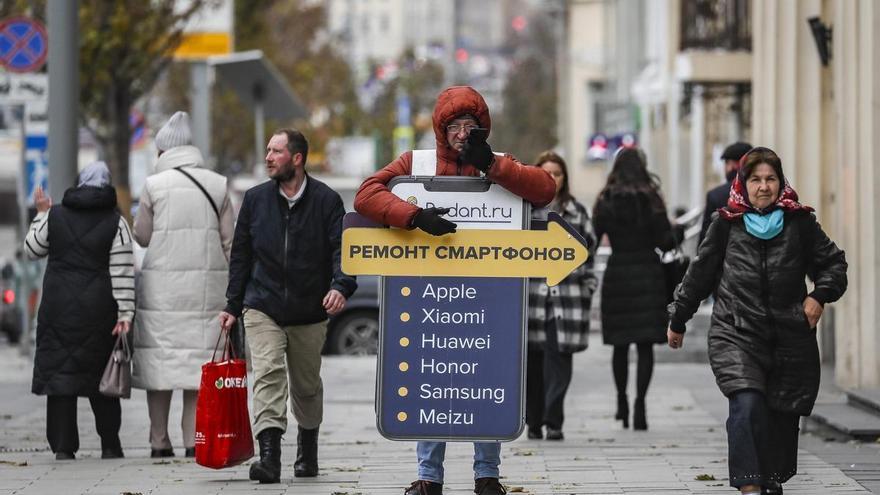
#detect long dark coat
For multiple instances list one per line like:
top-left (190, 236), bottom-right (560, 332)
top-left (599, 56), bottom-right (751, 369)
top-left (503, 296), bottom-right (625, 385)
top-left (32, 186), bottom-right (120, 396)
top-left (669, 211), bottom-right (847, 415)
top-left (593, 191), bottom-right (674, 345)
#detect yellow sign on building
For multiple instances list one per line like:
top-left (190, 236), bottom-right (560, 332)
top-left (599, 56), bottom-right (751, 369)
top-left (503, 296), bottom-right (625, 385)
top-left (173, 32), bottom-right (232, 59)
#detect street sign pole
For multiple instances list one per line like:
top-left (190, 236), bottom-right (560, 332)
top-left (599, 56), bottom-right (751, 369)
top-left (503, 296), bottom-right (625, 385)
top-left (47, 0), bottom-right (79, 202)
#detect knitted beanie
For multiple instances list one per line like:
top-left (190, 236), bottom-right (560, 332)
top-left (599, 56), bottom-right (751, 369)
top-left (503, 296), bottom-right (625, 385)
top-left (155, 111), bottom-right (192, 151)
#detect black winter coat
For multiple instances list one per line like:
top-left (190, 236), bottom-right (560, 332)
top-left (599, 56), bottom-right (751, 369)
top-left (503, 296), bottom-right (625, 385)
top-left (225, 177), bottom-right (357, 326)
top-left (669, 211), bottom-right (847, 415)
top-left (593, 192), bottom-right (674, 345)
top-left (33, 186), bottom-right (119, 396)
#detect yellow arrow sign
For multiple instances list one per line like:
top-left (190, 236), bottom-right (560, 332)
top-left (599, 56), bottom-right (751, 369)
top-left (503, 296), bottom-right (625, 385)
top-left (342, 216), bottom-right (588, 286)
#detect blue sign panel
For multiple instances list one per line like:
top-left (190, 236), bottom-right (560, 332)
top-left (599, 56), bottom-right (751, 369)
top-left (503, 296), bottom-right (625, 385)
top-left (0, 17), bottom-right (48, 73)
top-left (25, 134), bottom-right (48, 206)
top-left (378, 275), bottom-right (525, 441)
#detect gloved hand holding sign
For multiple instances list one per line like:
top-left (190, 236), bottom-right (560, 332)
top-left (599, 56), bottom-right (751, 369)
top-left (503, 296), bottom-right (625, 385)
top-left (411, 207), bottom-right (457, 236)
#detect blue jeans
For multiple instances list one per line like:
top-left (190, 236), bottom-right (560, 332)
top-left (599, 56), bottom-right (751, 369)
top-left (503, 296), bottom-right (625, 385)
top-left (416, 441), bottom-right (501, 483)
top-left (727, 389), bottom-right (799, 488)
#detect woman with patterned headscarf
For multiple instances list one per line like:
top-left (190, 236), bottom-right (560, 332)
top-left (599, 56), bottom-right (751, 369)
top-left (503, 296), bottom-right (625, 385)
top-left (667, 147), bottom-right (848, 495)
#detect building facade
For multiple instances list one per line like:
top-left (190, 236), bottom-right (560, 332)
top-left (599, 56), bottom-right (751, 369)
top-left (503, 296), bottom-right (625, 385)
top-left (751, 0), bottom-right (880, 389)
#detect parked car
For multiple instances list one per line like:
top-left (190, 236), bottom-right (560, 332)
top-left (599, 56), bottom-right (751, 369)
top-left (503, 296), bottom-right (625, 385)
top-left (325, 274), bottom-right (379, 355)
top-left (0, 262), bottom-right (22, 344)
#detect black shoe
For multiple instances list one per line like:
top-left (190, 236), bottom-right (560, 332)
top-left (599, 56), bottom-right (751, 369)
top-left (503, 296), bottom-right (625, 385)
top-left (762, 482), bottom-right (783, 494)
top-left (249, 427), bottom-right (282, 484)
top-left (474, 477), bottom-right (507, 495)
top-left (545, 427), bottom-right (564, 440)
top-left (404, 480), bottom-right (443, 495)
top-left (184, 447), bottom-right (195, 458)
top-left (294, 426), bottom-right (319, 477)
top-left (101, 446), bottom-right (124, 459)
top-left (150, 448), bottom-right (175, 458)
top-left (633, 397), bottom-right (647, 430)
top-left (526, 426), bottom-right (542, 439)
top-left (616, 393), bottom-right (629, 429)
top-left (55, 451), bottom-right (75, 460)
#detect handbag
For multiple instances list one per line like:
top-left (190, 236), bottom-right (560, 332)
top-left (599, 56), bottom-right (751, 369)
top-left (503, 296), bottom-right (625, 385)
top-left (99, 334), bottom-right (132, 399)
top-left (661, 228), bottom-right (690, 304)
top-left (194, 331), bottom-right (254, 469)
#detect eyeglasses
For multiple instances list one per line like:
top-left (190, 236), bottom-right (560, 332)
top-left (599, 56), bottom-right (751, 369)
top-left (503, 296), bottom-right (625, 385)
top-left (446, 123), bottom-right (479, 134)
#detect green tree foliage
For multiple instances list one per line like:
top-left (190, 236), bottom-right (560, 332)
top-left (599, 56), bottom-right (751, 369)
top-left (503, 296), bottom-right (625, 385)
top-left (214, 1), bottom-right (443, 172)
top-left (364, 50), bottom-right (445, 166)
top-left (210, 0), bottom-right (362, 173)
top-left (0, 1), bottom-right (211, 216)
top-left (78, 0), bottom-right (212, 215)
top-left (492, 10), bottom-right (559, 163)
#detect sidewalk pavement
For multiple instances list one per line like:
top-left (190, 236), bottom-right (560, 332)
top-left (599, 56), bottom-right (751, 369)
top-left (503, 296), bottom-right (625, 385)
top-left (0, 336), bottom-right (873, 495)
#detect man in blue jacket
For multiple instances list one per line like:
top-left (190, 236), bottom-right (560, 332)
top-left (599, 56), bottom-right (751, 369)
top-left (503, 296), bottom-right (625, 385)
top-left (220, 128), bottom-right (357, 484)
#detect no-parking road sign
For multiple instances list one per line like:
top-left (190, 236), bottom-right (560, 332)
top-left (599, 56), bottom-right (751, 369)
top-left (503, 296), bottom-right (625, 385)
top-left (0, 17), bottom-right (48, 73)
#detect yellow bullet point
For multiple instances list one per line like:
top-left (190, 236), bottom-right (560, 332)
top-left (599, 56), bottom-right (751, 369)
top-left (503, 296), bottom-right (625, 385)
top-left (400, 312), bottom-right (410, 322)
top-left (399, 337), bottom-right (410, 347)
top-left (401, 287), bottom-right (411, 296)
top-left (398, 387), bottom-right (408, 397)
top-left (397, 412), bottom-right (408, 421)
top-left (399, 362), bottom-right (409, 372)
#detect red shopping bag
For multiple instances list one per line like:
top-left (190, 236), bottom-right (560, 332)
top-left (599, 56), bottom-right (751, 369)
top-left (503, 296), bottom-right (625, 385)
top-left (195, 332), bottom-right (254, 469)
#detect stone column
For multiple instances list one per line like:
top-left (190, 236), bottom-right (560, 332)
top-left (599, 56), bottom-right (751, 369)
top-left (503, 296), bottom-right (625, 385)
top-left (831, 0), bottom-right (880, 388)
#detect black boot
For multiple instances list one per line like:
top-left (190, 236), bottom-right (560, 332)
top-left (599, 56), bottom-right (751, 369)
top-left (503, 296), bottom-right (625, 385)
top-left (293, 426), bottom-right (319, 477)
top-left (249, 428), bottom-right (282, 484)
top-left (633, 397), bottom-right (647, 430)
top-left (615, 393), bottom-right (629, 429)
top-left (762, 482), bottom-right (783, 494)
top-left (405, 480), bottom-right (443, 495)
top-left (474, 477), bottom-right (507, 494)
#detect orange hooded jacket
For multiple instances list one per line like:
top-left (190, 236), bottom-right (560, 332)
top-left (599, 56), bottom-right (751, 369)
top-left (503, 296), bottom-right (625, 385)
top-left (354, 86), bottom-right (556, 228)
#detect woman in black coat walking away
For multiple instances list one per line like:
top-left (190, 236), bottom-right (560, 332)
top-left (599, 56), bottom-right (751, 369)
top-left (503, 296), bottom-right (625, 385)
top-left (593, 148), bottom-right (674, 430)
top-left (667, 147), bottom-right (847, 495)
top-left (24, 161), bottom-right (136, 460)
top-left (526, 151), bottom-right (597, 441)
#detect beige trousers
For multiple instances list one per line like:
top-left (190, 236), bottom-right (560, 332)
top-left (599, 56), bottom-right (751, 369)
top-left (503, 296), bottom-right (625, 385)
top-left (146, 390), bottom-right (198, 449)
top-left (244, 308), bottom-right (327, 436)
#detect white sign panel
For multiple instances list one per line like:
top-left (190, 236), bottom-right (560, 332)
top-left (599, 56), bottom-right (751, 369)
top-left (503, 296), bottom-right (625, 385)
top-left (389, 182), bottom-right (525, 231)
top-left (0, 73), bottom-right (48, 102)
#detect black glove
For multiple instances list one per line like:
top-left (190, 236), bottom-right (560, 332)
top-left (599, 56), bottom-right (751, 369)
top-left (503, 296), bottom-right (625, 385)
top-left (461, 132), bottom-right (495, 173)
top-left (411, 207), bottom-right (457, 236)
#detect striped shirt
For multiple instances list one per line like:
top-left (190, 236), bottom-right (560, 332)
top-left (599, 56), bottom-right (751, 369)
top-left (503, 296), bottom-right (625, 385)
top-left (25, 211), bottom-right (136, 322)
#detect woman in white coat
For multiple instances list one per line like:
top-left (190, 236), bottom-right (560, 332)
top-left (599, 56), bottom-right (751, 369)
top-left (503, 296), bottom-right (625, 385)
top-left (132, 112), bottom-right (235, 457)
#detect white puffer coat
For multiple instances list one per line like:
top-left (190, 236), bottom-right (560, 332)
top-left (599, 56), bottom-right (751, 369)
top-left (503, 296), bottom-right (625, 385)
top-left (132, 145), bottom-right (234, 390)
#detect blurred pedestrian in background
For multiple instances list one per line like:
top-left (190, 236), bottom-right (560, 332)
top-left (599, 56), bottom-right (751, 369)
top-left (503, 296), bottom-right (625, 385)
top-left (592, 148), bottom-right (674, 431)
top-left (25, 161), bottom-right (134, 460)
top-left (525, 151), bottom-right (596, 441)
top-left (667, 147), bottom-right (847, 495)
top-left (699, 141), bottom-right (752, 246)
top-left (220, 128), bottom-right (356, 484)
top-left (132, 111), bottom-right (234, 458)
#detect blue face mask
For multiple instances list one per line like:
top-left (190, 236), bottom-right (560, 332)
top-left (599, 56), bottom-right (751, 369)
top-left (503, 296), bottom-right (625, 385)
top-left (743, 209), bottom-right (784, 239)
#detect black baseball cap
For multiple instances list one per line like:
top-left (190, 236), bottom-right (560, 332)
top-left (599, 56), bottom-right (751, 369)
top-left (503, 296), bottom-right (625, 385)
top-left (721, 142), bottom-right (752, 161)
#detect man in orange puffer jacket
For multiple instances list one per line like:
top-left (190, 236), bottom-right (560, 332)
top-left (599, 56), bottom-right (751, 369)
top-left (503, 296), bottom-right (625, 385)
top-left (355, 86), bottom-right (555, 495)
